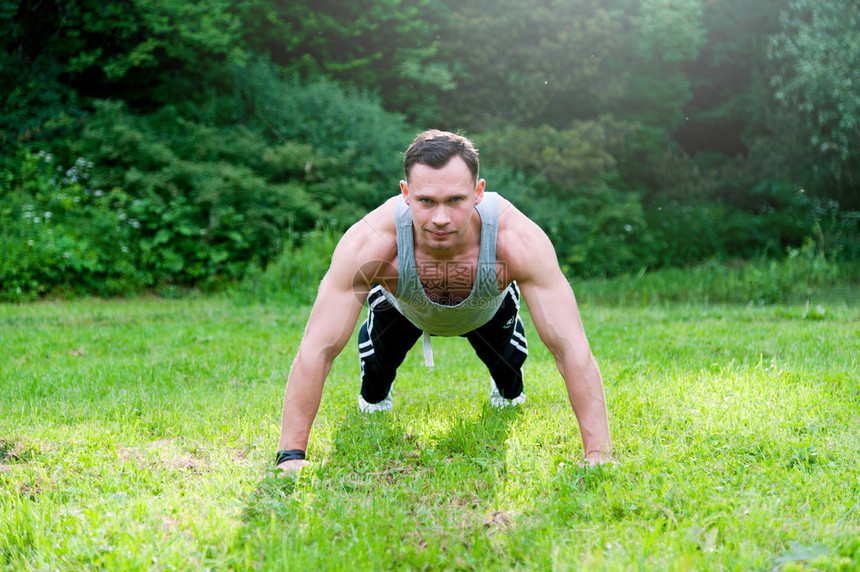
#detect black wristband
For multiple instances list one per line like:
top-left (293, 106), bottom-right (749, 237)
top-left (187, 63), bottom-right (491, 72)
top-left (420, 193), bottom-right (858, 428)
top-left (276, 449), bottom-right (306, 465)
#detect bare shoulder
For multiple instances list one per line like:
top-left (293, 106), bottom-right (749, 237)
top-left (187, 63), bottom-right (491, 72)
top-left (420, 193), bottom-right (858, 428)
top-left (496, 195), bottom-right (559, 283)
top-left (340, 196), bottom-right (397, 251)
top-left (329, 196), bottom-right (399, 286)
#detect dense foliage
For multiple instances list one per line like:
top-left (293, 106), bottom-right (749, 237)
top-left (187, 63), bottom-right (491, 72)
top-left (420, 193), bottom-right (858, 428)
top-left (1, 0), bottom-right (857, 300)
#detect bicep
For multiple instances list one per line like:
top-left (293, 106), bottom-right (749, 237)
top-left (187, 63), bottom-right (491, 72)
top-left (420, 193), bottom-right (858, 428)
top-left (299, 271), bottom-right (366, 362)
top-left (522, 276), bottom-right (589, 358)
top-left (516, 233), bottom-right (590, 360)
top-left (298, 233), bottom-right (373, 362)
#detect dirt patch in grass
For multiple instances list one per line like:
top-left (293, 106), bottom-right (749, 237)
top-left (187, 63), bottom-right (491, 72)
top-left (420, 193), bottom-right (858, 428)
top-left (0, 440), bottom-right (52, 499)
top-left (0, 437), bottom-right (44, 463)
top-left (18, 478), bottom-right (45, 500)
top-left (483, 510), bottom-right (512, 530)
top-left (115, 440), bottom-right (208, 476)
top-left (366, 463), bottom-right (417, 485)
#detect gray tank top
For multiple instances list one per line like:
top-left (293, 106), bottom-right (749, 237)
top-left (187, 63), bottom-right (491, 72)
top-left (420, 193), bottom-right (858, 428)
top-left (381, 192), bottom-right (505, 336)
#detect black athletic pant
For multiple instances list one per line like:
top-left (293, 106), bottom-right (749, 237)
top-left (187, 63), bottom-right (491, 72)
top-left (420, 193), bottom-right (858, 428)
top-left (358, 283), bottom-right (529, 404)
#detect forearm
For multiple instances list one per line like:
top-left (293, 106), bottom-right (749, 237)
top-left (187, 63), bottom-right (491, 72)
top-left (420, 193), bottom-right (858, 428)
top-left (277, 351), bottom-right (332, 451)
top-left (557, 352), bottom-right (613, 457)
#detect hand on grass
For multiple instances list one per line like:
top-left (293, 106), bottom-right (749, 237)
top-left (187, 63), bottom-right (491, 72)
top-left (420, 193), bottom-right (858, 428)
top-left (276, 459), bottom-right (310, 475)
top-left (585, 451), bottom-right (616, 468)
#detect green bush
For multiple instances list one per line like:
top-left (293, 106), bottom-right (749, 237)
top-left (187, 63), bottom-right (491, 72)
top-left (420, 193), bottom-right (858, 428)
top-left (478, 120), bottom-right (858, 281)
top-left (4, 45), bottom-right (856, 299)
top-left (56, 101), bottom-right (324, 289)
top-left (233, 228), bottom-right (341, 305)
top-left (0, 151), bottom-right (144, 301)
top-left (479, 121), bottom-right (658, 278)
top-left (234, 59), bottom-right (411, 211)
top-left (0, 65), bottom-right (412, 299)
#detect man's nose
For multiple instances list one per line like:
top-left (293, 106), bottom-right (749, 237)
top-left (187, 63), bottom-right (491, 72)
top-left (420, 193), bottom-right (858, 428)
top-left (431, 205), bottom-right (450, 226)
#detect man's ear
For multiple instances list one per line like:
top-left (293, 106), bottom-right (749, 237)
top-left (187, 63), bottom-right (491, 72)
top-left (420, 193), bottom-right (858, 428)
top-left (474, 178), bottom-right (486, 204)
top-left (399, 180), bottom-right (409, 204)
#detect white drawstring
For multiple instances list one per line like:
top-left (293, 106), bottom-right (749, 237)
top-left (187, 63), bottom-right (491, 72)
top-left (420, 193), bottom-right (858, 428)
top-left (422, 331), bottom-right (434, 367)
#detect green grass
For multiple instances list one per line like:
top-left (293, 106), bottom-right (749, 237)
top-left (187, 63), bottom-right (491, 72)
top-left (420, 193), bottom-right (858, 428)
top-left (1, 293), bottom-right (858, 570)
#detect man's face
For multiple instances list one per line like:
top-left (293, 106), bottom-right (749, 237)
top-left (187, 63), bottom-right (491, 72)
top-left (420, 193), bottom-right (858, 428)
top-left (400, 156), bottom-right (485, 253)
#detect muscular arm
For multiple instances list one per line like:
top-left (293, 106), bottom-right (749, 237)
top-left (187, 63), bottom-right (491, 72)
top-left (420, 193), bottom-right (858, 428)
top-left (276, 202), bottom-right (397, 472)
top-left (276, 264), bottom-right (365, 465)
top-left (501, 207), bottom-right (613, 465)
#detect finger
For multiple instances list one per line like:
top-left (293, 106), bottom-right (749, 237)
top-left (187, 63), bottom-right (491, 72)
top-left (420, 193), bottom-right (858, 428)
top-left (276, 459), bottom-right (311, 475)
top-left (585, 454), bottom-right (617, 468)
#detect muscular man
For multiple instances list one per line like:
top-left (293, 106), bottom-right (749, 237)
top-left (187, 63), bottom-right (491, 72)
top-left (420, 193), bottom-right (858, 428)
top-left (275, 130), bottom-right (613, 472)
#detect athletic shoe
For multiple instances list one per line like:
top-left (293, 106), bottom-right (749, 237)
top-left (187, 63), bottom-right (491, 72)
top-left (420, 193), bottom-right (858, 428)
top-left (490, 381), bottom-right (526, 408)
top-left (357, 393), bottom-right (393, 413)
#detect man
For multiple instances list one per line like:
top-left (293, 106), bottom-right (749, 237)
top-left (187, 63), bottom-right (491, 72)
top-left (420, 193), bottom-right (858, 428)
top-left (275, 130), bottom-right (613, 472)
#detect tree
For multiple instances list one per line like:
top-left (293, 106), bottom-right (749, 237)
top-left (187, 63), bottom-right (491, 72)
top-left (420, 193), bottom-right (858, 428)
top-left (0, 0), bottom-right (254, 155)
top-left (236, 0), bottom-right (454, 125)
top-left (674, 0), bottom-right (787, 157)
top-left (619, 0), bottom-right (707, 130)
top-left (434, 0), bottom-right (706, 133)
top-left (435, 0), bottom-right (630, 130)
top-left (768, 0), bottom-right (860, 205)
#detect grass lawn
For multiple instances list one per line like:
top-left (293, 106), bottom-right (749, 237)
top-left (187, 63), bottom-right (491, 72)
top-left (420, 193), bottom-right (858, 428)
top-left (1, 294), bottom-right (858, 570)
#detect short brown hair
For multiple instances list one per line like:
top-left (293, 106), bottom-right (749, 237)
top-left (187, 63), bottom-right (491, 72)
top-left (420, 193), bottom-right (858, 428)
top-left (403, 130), bottom-right (479, 183)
